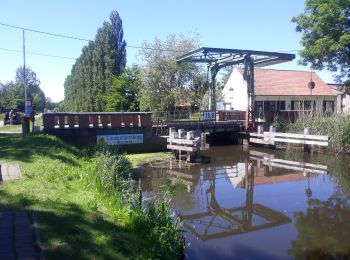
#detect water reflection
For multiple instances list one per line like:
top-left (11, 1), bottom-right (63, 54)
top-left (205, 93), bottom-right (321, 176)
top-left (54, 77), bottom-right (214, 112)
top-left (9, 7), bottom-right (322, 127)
top-left (138, 146), bottom-right (350, 259)
top-left (179, 160), bottom-right (292, 241)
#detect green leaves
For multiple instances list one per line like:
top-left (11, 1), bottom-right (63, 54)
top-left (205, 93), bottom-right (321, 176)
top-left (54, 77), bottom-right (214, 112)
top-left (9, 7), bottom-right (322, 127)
top-left (104, 66), bottom-right (140, 112)
top-left (137, 33), bottom-right (204, 112)
top-left (64, 11), bottom-right (127, 112)
top-left (0, 66), bottom-right (46, 112)
top-left (292, 0), bottom-right (350, 85)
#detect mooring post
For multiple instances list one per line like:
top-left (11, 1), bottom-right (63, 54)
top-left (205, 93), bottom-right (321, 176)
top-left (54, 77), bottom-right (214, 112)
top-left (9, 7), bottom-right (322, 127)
top-left (304, 128), bottom-right (311, 153)
top-left (201, 132), bottom-right (207, 149)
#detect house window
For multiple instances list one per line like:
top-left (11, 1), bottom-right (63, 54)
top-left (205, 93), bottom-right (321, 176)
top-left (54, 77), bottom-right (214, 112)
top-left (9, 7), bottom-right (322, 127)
top-left (229, 88), bottom-right (234, 99)
top-left (270, 101), bottom-right (276, 112)
top-left (323, 101), bottom-right (334, 113)
top-left (255, 101), bottom-right (263, 118)
top-left (304, 100), bottom-right (312, 110)
top-left (264, 101), bottom-right (270, 112)
top-left (292, 101), bottom-right (302, 110)
top-left (277, 101), bottom-right (286, 111)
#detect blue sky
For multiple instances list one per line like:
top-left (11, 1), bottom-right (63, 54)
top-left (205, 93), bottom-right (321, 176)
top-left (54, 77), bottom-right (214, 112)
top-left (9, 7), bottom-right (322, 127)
top-left (0, 0), bottom-right (334, 102)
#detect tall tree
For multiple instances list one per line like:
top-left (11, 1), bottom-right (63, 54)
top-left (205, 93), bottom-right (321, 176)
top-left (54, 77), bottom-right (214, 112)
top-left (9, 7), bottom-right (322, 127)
top-left (64, 10), bottom-right (127, 112)
top-left (292, 0), bottom-right (350, 89)
top-left (104, 66), bottom-right (141, 112)
top-left (138, 33), bottom-right (205, 112)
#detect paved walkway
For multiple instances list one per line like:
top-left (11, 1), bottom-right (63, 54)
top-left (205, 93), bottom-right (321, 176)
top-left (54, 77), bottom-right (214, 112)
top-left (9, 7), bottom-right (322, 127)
top-left (0, 211), bottom-right (43, 260)
top-left (0, 164), bottom-right (44, 259)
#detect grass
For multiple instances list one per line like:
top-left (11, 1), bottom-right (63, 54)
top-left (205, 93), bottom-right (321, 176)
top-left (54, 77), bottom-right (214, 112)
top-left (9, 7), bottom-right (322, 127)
top-left (285, 114), bottom-right (350, 153)
top-left (0, 123), bottom-right (22, 133)
top-left (126, 152), bottom-right (172, 168)
top-left (0, 134), bottom-right (183, 259)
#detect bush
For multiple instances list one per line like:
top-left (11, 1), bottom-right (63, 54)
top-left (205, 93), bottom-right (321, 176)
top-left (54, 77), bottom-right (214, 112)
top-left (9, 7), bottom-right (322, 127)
top-left (94, 151), bottom-right (132, 198)
top-left (286, 115), bottom-right (350, 153)
top-left (132, 197), bottom-right (184, 259)
top-left (93, 149), bottom-right (185, 258)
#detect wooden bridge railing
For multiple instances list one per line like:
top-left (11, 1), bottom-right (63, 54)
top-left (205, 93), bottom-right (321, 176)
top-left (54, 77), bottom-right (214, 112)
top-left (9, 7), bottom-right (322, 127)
top-left (43, 112), bottom-right (152, 130)
top-left (216, 110), bottom-right (246, 121)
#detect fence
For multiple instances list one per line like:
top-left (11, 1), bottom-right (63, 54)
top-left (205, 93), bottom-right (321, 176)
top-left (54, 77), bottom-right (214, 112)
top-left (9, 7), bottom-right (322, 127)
top-left (42, 112), bottom-right (152, 129)
top-left (250, 131), bottom-right (330, 150)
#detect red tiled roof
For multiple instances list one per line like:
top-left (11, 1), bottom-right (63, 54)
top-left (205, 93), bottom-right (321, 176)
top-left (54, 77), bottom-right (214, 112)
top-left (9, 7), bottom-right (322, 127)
top-left (239, 68), bottom-right (336, 96)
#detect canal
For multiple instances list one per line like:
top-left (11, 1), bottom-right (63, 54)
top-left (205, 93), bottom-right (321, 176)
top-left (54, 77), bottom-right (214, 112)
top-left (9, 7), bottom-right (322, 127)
top-left (138, 145), bottom-right (350, 259)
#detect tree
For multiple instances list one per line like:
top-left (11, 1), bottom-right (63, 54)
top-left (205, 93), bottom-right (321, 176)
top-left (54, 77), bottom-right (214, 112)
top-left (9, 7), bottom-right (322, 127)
top-left (288, 194), bottom-right (350, 258)
top-left (292, 0), bottom-right (350, 89)
top-left (0, 67), bottom-right (46, 112)
top-left (138, 33), bottom-right (205, 112)
top-left (64, 11), bottom-right (127, 112)
top-left (104, 66), bottom-right (140, 112)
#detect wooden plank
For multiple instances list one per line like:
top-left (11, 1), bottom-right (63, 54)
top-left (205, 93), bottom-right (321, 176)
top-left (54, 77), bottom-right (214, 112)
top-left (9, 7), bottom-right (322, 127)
top-left (265, 158), bottom-right (328, 170)
top-left (249, 138), bottom-right (274, 145)
top-left (167, 138), bottom-right (200, 145)
top-left (249, 150), bottom-right (275, 159)
top-left (262, 161), bottom-right (327, 175)
top-left (273, 137), bottom-right (328, 146)
top-left (250, 132), bottom-right (329, 141)
top-left (167, 144), bottom-right (197, 152)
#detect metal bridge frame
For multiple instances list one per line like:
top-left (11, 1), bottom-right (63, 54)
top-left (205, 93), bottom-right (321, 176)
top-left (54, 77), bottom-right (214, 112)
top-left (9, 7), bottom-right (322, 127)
top-left (176, 47), bottom-right (295, 128)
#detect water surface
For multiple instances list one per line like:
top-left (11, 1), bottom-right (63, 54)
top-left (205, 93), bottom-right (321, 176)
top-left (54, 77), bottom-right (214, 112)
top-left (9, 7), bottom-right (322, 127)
top-left (139, 145), bottom-right (350, 259)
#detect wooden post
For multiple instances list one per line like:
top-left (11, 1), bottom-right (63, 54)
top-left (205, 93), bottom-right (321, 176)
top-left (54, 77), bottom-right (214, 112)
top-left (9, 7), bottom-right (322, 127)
top-left (304, 128), bottom-right (311, 153)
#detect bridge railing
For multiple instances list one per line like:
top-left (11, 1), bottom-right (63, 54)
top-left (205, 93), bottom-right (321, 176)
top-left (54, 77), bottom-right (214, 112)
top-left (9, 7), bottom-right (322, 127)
top-left (42, 112), bottom-right (152, 130)
top-left (216, 110), bottom-right (246, 121)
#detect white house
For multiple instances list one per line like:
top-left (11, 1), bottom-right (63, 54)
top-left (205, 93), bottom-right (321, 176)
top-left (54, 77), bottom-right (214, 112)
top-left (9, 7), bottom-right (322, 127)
top-left (220, 67), bottom-right (337, 122)
top-left (328, 83), bottom-right (350, 114)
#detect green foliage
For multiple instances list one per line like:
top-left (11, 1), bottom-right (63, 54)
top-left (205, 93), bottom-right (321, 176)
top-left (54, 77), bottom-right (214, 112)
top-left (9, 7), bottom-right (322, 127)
top-left (132, 197), bottom-right (185, 259)
top-left (94, 151), bottom-right (132, 196)
top-left (104, 66), bottom-right (140, 112)
top-left (0, 67), bottom-right (46, 112)
top-left (292, 0), bottom-right (350, 88)
top-left (0, 134), bottom-right (184, 258)
top-left (64, 11), bottom-right (127, 112)
top-left (138, 33), bottom-right (206, 111)
top-left (286, 115), bottom-right (350, 152)
top-left (288, 195), bottom-right (350, 258)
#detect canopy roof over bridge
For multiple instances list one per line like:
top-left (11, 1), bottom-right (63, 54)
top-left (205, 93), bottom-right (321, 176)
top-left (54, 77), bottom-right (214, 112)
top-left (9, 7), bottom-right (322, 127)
top-left (176, 47), bottom-right (295, 68)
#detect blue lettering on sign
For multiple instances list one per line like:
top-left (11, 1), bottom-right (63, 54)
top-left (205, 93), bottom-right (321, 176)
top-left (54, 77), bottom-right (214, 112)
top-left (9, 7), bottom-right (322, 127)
top-left (203, 111), bottom-right (215, 120)
top-left (97, 134), bottom-right (144, 145)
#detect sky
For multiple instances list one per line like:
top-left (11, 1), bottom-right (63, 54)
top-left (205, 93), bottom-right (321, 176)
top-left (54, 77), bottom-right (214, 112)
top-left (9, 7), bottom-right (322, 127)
top-left (0, 0), bottom-right (335, 102)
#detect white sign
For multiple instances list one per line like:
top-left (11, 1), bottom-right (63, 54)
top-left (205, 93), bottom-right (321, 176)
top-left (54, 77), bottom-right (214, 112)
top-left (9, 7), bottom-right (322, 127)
top-left (203, 111), bottom-right (216, 120)
top-left (97, 134), bottom-right (143, 145)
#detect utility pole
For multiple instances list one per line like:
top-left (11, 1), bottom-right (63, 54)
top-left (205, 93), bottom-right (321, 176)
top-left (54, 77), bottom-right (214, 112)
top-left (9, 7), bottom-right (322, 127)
top-left (23, 29), bottom-right (27, 115)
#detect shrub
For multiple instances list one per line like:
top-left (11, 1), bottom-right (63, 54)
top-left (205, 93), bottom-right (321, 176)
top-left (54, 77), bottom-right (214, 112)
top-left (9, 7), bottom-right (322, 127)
top-left (94, 151), bottom-right (132, 198)
top-left (132, 196), bottom-right (184, 259)
top-left (286, 115), bottom-right (350, 153)
top-left (93, 149), bottom-right (185, 258)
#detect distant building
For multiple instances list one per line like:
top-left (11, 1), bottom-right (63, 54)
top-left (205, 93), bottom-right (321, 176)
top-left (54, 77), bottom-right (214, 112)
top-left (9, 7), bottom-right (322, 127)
top-left (220, 67), bottom-right (337, 122)
top-left (328, 83), bottom-right (350, 114)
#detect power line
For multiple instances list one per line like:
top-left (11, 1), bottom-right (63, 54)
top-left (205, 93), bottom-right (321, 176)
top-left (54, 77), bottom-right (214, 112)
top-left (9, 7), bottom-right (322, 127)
top-left (0, 47), bottom-right (76, 60)
top-left (0, 21), bottom-right (300, 56)
top-left (0, 21), bottom-right (183, 52)
top-left (0, 22), bottom-right (90, 42)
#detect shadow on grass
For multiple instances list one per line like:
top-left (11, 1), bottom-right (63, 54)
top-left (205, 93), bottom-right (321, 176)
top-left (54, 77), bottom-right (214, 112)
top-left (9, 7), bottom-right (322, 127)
top-left (0, 189), bottom-right (144, 259)
top-left (0, 134), bottom-right (80, 166)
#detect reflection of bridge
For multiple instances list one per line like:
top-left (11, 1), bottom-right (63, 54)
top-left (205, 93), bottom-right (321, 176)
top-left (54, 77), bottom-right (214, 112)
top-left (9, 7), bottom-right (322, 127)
top-left (171, 150), bottom-right (328, 241)
top-left (179, 161), bottom-right (291, 241)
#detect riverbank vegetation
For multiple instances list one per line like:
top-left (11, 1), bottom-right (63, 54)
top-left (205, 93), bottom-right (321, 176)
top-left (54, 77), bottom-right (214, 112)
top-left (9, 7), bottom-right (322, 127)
top-left (285, 115), bottom-right (350, 153)
top-left (0, 134), bottom-right (184, 259)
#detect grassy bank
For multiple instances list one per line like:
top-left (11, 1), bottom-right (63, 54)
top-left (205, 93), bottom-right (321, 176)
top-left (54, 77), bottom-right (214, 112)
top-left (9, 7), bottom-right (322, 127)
top-left (126, 152), bottom-right (172, 168)
top-left (0, 134), bottom-right (183, 259)
top-left (285, 115), bottom-right (350, 153)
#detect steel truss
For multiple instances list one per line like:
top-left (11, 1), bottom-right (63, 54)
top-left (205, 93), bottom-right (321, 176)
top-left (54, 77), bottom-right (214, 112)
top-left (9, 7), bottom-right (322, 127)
top-left (176, 47), bottom-right (295, 128)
